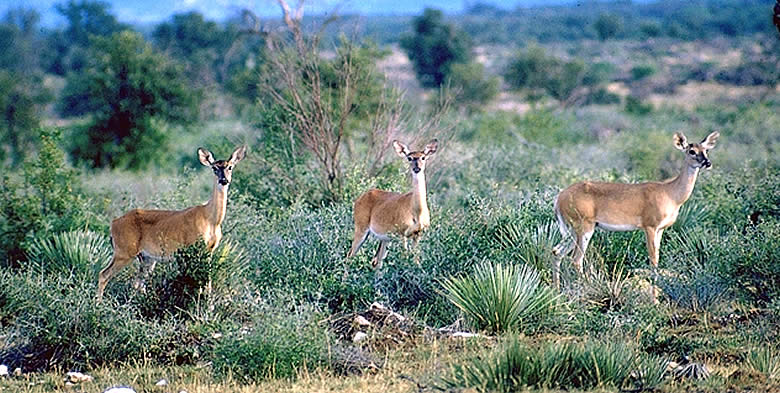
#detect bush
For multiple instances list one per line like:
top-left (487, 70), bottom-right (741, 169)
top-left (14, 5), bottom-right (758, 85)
top-left (210, 304), bottom-right (330, 382)
top-left (0, 270), bottom-right (182, 371)
top-left (630, 64), bottom-right (656, 81)
top-left (584, 87), bottom-right (621, 105)
top-left (504, 46), bottom-right (586, 104)
top-left (446, 61), bottom-right (499, 110)
top-left (745, 346), bottom-right (780, 380)
top-left (624, 95), bottom-right (653, 115)
top-left (594, 13), bottom-right (623, 41)
top-left (26, 230), bottom-right (110, 281)
top-left (443, 338), bottom-right (667, 391)
top-left (440, 261), bottom-right (560, 334)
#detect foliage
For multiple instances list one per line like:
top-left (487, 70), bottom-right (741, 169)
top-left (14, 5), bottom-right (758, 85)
top-left (594, 13), bottom-right (623, 41)
top-left (624, 95), bottom-right (653, 115)
top-left (631, 64), bottom-right (656, 81)
top-left (400, 8), bottom-right (472, 87)
top-left (210, 304), bottom-right (330, 382)
top-left (63, 30), bottom-right (198, 170)
top-left (26, 229), bottom-right (110, 281)
top-left (445, 62), bottom-right (499, 111)
top-left (745, 346), bottom-right (780, 380)
top-left (0, 70), bottom-right (49, 166)
top-left (0, 128), bottom-right (95, 265)
top-left (443, 338), bottom-right (667, 391)
top-left (440, 262), bottom-right (560, 334)
top-left (504, 46), bottom-right (587, 104)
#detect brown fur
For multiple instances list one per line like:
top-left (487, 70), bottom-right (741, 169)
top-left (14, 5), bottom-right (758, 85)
top-left (347, 140), bottom-right (438, 269)
top-left (552, 132), bottom-right (719, 290)
top-left (96, 146), bottom-right (246, 300)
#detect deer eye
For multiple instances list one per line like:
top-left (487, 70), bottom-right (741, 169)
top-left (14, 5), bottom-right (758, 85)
top-left (421, 156), bottom-right (426, 161)
top-left (688, 150), bottom-right (696, 155)
top-left (407, 157), bottom-right (412, 161)
top-left (228, 166), bottom-right (233, 170)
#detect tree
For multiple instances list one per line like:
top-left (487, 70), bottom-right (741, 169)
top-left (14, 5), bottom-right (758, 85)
top-left (64, 31), bottom-right (198, 169)
top-left (45, 0), bottom-right (128, 76)
top-left (504, 46), bottom-right (588, 106)
top-left (400, 8), bottom-right (472, 87)
top-left (445, 62), bottom-right (499, 111)
top-left (594, 13), bottom-right (623, 41)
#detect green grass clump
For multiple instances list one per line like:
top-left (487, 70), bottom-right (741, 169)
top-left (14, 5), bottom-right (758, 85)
top-left (745, 347), bottom-right (780, 380)
top-left (26, 229), bottom-right (110, 280)
top-left (440, 261), bottom-right (560, 334)
top-left (210, 305), bottom-right (330, 382)
top-left (443, 338), bottom-right (668, 391)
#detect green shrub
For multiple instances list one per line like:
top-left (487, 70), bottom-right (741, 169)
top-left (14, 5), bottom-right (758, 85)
top-left (26, 230), bottom-right (110, 281)
top-left (630, 65), bottom-right (656, 81)
top-left (446, 61), bottom-right (499, 110)
top-left (210, 305), bottom-right (329, 382)
top-left (443, 338), bottom-right (667, 391)
top-left (745, 346), bottom-right (780, 380)
top-left (440, 261), bottom-right (560, 334)
top-left (584, 87), bottom-right (621, 105)
top-left (0, 270), bottom-right (182, 371)
top-left (624, 95), bottom-right (653, 115)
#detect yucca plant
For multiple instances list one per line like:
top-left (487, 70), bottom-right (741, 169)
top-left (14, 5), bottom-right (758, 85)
top-left (25, 230), bottom-right (110, 280)
top-left (443, 338), bottom-right (668, 391)
top-left (440, 261), bottom-right (560, 334)
top-left (672, 199), bottom-right (711, 230)
top-left (494, 221), bottom-right (560, 278)
top-left (745, 347), bottom-right (780, 379)
top-left (581, 258), bottom-right (640, 311)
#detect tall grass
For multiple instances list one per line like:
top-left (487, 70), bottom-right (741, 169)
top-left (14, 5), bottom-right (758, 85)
top-left (443, 337), bottom-right (668, 391)
top-left (440, 261), bottom-right (560, 334)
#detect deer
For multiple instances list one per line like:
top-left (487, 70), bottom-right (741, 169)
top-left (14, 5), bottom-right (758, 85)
top-left (551, 131), bottom-right (720, 293)
top-left (347, 139), bottom-right (439, 269)
top-left (96, 145), bottom-right (247, 300)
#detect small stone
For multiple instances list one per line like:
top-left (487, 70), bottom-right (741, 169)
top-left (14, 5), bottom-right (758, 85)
top-left (451, 332), bottom-right (480, 338)
top-left (155, 379), bottom-right (168, 386)
top-left (102, 387), bottom-right (136, 393)
top-left (354, 315), bottom-right (371, 327)
top-left (65, 371), bottom-right (93, 384)
top-left (13, 368), bottom-right (21, 376)
top-left (0, 365), bottom-right (8, 376)
top-left (353, 331), bottom-right (368, 343)
top-left (211, 332), bottom-right (223, 339)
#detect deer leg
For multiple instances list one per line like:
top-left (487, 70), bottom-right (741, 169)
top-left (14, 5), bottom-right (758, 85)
top-left (347, 227), bottom-right (370, 258)
top-left (372, 240), bottom-right (389, 270)
top-left (411, 234), bottom-right (421, 265)
top-left (572, 222), bottom-right (595, 276)
top-left (644, 228), bottom-right (663, 302)
top-left (552, 226), bottom-right (575, 289)
top-left (96, 253), bottom-right (134, 301)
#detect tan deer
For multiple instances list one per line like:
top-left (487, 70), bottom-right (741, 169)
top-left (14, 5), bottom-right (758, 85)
top-left (96, 145), bottom-right (247, 300)
top-left (347, 139), bottom-right (439, 269)
top-left (552, 131), bottom-right (720, 289)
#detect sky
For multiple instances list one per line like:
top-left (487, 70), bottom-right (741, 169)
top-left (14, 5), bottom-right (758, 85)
top-left (2, 0), bottom-right (572, 27)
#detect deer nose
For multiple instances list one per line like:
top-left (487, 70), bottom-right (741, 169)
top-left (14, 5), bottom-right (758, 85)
top-left (703, 160), bottom-right (712, 168)
top-left (413, 167), bottom-right (421, 174)
top-left (219, 178), bottom-right (229, 185)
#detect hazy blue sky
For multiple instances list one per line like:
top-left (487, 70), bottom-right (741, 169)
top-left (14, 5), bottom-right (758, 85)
top-left (2, 0), bottom-right (575, 27)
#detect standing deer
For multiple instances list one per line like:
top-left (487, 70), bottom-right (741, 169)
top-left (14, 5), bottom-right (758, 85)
top-left (347, 139), bottom-right (439, 269)
top-left (96, 145), bottom-right (247, 300)
top-left (552, 131), bottom-right (720, 290)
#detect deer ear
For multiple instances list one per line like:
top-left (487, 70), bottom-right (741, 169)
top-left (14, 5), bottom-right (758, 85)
top-left (700, 131), bottom-right (719, 150)
top-left (393, 140), bottom-right (410, 158)
top-left (198, 148), bottom-right (215, 166)
top-left (424, 139), bottom-right (439, 156)
top-left (229, 145), bottom-right (247, 164)
top-left (673, 132), bottom-right (688, 151)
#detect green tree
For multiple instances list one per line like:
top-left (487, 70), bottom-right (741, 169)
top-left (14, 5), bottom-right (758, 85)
top-left (594, 13), bottom-right (623, 41)
top-left (400, 8), bottom-right (472, 87)
top-left (446, 62), bottom-right (499, 111)
top-left (64, 30), bottom-right (198, 169)
top-left (504, 46), bottom-right (587, 105)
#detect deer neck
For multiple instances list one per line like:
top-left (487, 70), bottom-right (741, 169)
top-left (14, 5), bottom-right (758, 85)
top-left (206, 180), bottom-right (229, 228)
top-left (666, 163), bottom-right (700, 206)
top-left (411, 172), bottom-right (429, 218)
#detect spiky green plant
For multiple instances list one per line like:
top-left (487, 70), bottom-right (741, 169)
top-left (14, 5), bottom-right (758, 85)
top-left (745, 347), bottom-right (780, 379)
top-left (494, 221), bottom-right (559, 277)
top-left (440, 262), bottom-right (560, 334)
top-left (25, 230), bottom-right (110, 279)
top-left (443, 338), bottom-right (667, 391)
top-left (581, 259), bottom-right (640, 311)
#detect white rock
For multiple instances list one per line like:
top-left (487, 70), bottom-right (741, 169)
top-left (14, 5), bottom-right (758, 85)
top-left (13, 368), bottom-right (21, 376)
top-left (155, 379), bottom-right (168, 386)
top-left (451, 332), bottom-right (481, 338)
top-left (354, 315), bottom-right (371, 327)
top-left (0, 365), bottom-right (7, 377)
top-left (353, 331), bottom-right (368, 343)
top-left (65, 371), bottom-right (93, 383)
top-left (102, 387), bottom-right (136, 393)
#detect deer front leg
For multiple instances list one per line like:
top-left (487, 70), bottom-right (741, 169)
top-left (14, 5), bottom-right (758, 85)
top-left (97, 254), bottom-right (135, 301)
top-left (372, 240), bottom-right (389, 270)
top-left (643, 227), bottom-right (662, 302)
top-left (571, 222), bottom-right (594, 276)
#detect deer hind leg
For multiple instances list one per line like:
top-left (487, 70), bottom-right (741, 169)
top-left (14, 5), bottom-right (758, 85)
top-left (371, 240), bottom-right (389, 270)
top-left (571, 222), bottom-right (595, 276)
top-left (347, 226), bottom-right (370, 258)
top-left (552, 215), bottom-right (575, 288)
top-left (132, 254), bottom-right (157, 293)
top-left (96, 253), bottom-right (135, 301)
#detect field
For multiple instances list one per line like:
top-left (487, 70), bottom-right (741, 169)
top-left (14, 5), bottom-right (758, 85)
top-left (1, 1), bottom-right (779, 392)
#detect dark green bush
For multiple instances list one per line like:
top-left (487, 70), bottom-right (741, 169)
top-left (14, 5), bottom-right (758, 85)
top-left (624, 95), bottom-right (653, 115)
top-left (630, 65), bottom-right (656, 81)
top-left (210, 305), bottom-right (329, 382)
top-left (584, 87), bottom-right (621, 105)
